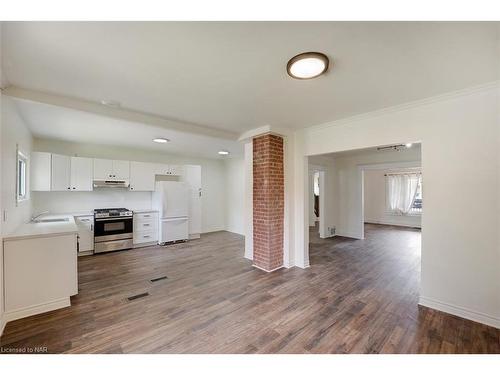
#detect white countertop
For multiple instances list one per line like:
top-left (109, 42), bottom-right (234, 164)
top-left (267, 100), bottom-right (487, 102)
top-left (3, 214), bottom-right (79, 242)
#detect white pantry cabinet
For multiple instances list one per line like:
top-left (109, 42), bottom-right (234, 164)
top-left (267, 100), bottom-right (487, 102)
top-left (94, 159), bottom-right (130, 180)
top-left (129, 161), bottom-right (156, 191)
top-left (181, 165), bottom-right (202, 238)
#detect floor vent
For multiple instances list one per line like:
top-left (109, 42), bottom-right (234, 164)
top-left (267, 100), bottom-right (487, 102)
top-left (150, 276), bottom-right (168, 282)
top-left (127, 292), bottom-right (149, 301)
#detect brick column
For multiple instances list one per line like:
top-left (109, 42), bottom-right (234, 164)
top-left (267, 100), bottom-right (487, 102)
top-left (253, 134), bottom-right (284, 272)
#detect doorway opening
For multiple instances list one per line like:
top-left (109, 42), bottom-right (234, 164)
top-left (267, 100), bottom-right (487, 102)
top-left (306, 143), bottom-right (422, 307)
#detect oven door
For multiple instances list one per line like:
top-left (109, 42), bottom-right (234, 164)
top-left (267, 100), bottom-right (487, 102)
top-left (94, 216), bottom-right (133, 242)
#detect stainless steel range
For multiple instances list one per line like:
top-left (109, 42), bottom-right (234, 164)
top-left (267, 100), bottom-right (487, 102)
top-left (94, 208), bottom-right (133, 253)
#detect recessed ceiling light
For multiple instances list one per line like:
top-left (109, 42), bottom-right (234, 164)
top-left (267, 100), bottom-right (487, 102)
top-left (287, 52), bottom-right (329, 79)
top-left (153, 138), bottom-right (170, 144)
top-left (100, 99), bottom-right (121, 108)
top-left (405, 143), bottom-right (413, 148)
top-left (218, 150), bottom-right (230, 155)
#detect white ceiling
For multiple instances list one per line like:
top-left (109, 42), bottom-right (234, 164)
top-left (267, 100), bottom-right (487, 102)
top-left (13, 98), bottom-right (243, 159)
top-left (2, 22), bottom-right (499, 151)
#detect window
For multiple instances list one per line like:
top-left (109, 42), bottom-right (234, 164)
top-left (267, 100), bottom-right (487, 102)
top-left (410, 179), bottom-right (423, 214)
top-left (17, 149), bottom-right (28, 203)
top-left (386, 171), bottom-right (422, 215)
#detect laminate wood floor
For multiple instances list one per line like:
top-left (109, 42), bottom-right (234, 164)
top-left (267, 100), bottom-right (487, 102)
top-left (1, 224), bottom-right (498, 353)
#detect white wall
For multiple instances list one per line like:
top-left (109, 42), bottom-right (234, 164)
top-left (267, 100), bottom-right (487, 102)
top-left (1, 46), bottom-right (35, 333)
top-left (224, 157), bottom-right (245, 235)
top-left (364, 168), bottom-right (421, 228)
top-left (294, 83), bottom-right (500, 328)
top-left (32, 138), bottom-right (226, 233)
top-left (1, 96), bottom-right (33, 235)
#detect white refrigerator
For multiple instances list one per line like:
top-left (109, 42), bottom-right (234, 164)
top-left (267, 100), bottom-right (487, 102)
top-left (152, 181), bottom-right (190, 243)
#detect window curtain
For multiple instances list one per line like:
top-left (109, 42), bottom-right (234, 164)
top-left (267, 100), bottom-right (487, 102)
top-left (387, 174), bottom-right (420, 214)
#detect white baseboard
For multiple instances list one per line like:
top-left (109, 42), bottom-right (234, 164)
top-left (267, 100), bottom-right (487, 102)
top-left (0, 314), bottom-right (5, 337)
top-left (252, 264), bottom-right (284, 273)
top-left (201, 227), bottom-right (226, 234)
top-left (3, 297), bottom-right (71, 324)
top-left (365, 220), bottom-right (421, 229)
top-left (335, 231), bottom-right (363, 240)
top-left (419, 296), bottom-right (500, 329)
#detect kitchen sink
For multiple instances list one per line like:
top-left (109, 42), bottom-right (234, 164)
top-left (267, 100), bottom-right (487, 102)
top-left (33, 218), bottom-right (70, 223)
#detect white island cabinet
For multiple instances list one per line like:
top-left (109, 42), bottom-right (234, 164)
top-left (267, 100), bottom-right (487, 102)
top-left (2, 215), bottom-right (79, 323)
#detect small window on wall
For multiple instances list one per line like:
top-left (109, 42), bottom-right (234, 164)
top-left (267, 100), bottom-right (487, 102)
top-left (16, 148), bottom-right (29, 203)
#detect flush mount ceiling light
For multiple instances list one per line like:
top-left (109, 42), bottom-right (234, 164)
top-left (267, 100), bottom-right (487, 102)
top-left (218, 150), bottom-right (230, 155)
top-left (153, 138), bottom-right (170, 144)
top-left (287, 52), bottom-right (329, 79)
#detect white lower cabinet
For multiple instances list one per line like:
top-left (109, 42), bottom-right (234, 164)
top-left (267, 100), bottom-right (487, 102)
top-left (3, 234), bottom-right (78, 320)
top-left (133, 212), bottom-right (159, 247)
top-left (75, 215), bottom-right (94, 254)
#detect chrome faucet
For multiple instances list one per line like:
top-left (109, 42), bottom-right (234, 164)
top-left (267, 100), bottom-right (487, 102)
top-left (31, 211), bottom-right (49, 222)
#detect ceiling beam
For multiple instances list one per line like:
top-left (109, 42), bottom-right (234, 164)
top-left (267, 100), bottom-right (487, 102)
top-left (3, 86), bottom-right (239, 141)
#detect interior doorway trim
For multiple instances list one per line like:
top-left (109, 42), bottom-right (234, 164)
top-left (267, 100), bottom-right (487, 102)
top-left (309, 164), bottom-right (326, 239)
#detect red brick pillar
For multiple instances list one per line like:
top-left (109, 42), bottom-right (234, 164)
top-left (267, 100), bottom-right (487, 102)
top-left (253, 134), bottom-right (284, 272)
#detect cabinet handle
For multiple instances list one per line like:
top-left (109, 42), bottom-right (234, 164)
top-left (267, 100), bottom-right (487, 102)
top-left (72, 187), bottom-right (76, 190)
top-left (67, 187), bottom-right (71, 190)
top-left (144, 235), bottom-right (150, 238)
top-left (144, 215), bottom-right (150, 218)
top-left (144, 223), bottom-right (150, 226)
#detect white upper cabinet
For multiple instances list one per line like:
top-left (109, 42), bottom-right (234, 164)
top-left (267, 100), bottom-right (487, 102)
top-left (129, 161), bottom-right (156, 191)
top-left (93, 159), bottom-right (130, 180)
top-left (155, 164), bottom-right (182, 176)
top-left (93, 158), bottom-right (113, 180)
top-left (51, 154), bottom-right (71, 191)
top-left (31, 152), bottom-right (51, 191)
top-left (70, 157), bottom-right (93, 191)
top-left (32, 153), bottom-right (93, 192)
top-left (112, 160), bottom-right (130, 180)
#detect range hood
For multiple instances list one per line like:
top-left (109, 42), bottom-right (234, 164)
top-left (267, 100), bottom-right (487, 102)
top-left (93, 180), bottom-right (130, 189)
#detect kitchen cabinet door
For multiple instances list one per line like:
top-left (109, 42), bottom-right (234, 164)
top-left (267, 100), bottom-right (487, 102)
top-left (181, 165), bottom-right (202, 236)
top-left (129, 161), bottom-right (156, 191)
top-left (93, 158), bottom-right (113, 180)
top-left (51, 154), bottom-right (71, 191)
top-left (112, 160), bottom-right (130, 180)
top-left (31, 152), bottom-right (51, 191)
top-left (70, 157), bottom-right (93, 191)
top-left (75, 215), bottom-right (94, 253)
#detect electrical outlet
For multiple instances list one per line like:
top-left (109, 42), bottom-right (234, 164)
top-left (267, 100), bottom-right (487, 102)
top-left (328, 226), bottom-right (336, 236)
